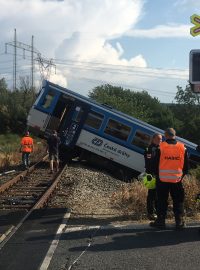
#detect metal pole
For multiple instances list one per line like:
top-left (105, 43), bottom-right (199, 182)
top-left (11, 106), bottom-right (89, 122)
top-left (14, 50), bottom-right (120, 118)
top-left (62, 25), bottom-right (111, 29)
top-left (13, 28), bottom-right (17, 91)
top-left (31, 35), bottom-right (34, 90)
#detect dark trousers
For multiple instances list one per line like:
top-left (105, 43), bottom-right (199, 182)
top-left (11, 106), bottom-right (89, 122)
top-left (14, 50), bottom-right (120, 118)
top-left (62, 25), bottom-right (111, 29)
top-left (147, 189), bottom-right (157, 215)
top-left (156, 180), bottom-right (184, 219)
top-left (22, 152), bottom-right (30, 168)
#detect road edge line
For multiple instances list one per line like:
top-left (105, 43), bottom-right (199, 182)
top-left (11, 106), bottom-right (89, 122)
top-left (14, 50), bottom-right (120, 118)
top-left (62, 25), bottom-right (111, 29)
top-left (39, 211), bottom-right (71, 270)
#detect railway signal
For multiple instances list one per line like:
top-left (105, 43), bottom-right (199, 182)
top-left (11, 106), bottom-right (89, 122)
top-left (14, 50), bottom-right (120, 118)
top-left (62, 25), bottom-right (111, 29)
top-left (189, 14), bottom-right (200, 93)
top-left (189, 50), bottom-right (200, 84)
top-left (189, 50), bottom-right (200, 93)
top-left (190, 14), bottom-right (200, 37)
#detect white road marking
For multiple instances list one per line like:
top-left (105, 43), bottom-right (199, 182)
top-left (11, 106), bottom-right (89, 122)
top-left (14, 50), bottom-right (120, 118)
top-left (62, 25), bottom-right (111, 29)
top-left (65, 222), bottom-right (200, 232)
top-left (67, 225), bottom-right (101, 270)
top-left (39, 212), bottom-right (71, 270)
top-left (0, 226), bottom-right (15, 243)
top-left (39, 220), bottom-right (200, 270)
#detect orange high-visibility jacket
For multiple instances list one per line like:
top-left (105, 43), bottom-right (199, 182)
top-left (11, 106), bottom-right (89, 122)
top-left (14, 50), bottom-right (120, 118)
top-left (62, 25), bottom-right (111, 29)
top-left (159, 141), bottom-right (185, 183)
top-left (21, 136), bottom-right (33, 153)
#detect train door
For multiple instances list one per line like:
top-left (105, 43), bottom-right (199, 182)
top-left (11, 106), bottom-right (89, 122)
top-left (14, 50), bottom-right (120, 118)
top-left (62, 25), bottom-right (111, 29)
top-left (45, 94), bottom-right (74, 135)
top-left (59, 100), bottom-right (91, 148)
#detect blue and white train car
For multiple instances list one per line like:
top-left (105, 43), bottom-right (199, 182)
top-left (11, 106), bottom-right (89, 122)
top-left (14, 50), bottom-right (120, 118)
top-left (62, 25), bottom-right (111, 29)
top-left (27, 80), bottom-right (200, 174)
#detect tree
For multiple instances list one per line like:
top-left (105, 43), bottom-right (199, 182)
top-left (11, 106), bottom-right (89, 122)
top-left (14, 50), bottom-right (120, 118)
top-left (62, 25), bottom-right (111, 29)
top-left (170, 84), bottom-right (200, 143)
top-left (89, 84), bottom-right (178, 130)
top-left (0, 78), bottom-right (10, 132)
top-left (0, 76), bottom-right (37, 134)
top-left (175, 85), bottom-right (200, 106)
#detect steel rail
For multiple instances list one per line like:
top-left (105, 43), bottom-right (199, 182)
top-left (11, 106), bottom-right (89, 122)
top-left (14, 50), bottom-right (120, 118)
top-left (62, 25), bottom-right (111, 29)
top-left (0, 155), bottom-right (48, 193)
top-left (33, 164), bottom-right (68, 209)
top-left (0, 163), bottom-right (67, 250)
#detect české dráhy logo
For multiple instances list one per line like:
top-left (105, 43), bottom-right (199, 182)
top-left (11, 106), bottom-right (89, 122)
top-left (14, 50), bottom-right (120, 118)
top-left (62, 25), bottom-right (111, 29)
top-left (92, 137), bottom-right (103, 146)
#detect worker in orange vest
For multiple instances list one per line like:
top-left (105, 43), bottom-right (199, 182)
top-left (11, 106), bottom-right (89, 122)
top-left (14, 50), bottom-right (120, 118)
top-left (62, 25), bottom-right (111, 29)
top-left (20, 131), bottom-right (34, 169)
top-left (150, 128), bottom-right (189, 230)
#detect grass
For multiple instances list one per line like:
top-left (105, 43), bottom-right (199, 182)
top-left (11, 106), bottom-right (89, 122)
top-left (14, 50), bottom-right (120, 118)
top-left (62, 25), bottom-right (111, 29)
top-left (0, 134), bottom-right (21, 168)
top-left (1, 133), bottom-right (200, 219)
top-left (111, 175), bottom-right (200, 220)
top-left (0, 133), bottom-right (46, 170)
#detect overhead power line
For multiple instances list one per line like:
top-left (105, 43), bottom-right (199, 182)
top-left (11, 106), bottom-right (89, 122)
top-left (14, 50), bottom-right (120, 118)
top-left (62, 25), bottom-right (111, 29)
top-left (4, 29), bottom-right (56, 89)
top-left (53, 58), bottom-right (188, 72)
top-left (35, 54), bottom-right (56, 81)
top-left (55, 62), bottom-right (187, 80)
top-left (68, 74), bottom-right (177, 98)
top-left (5, 29), bottom-right (37, 90)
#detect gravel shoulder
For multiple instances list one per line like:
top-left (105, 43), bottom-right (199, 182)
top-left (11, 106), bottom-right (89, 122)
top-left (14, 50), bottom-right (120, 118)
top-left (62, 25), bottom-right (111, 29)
top-left (49, 161), bottom-right (132, 217)
top-left (49, 161), bottom-right (200, 223)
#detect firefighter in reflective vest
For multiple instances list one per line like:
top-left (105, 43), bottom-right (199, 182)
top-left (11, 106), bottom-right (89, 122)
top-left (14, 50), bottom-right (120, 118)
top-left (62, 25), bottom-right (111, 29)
top-left (150, 128), bottom-right (189, 230)
top-left (144, 133), bottom-right (162, 220)
top-left (20, 131), bottom-right (34, 169)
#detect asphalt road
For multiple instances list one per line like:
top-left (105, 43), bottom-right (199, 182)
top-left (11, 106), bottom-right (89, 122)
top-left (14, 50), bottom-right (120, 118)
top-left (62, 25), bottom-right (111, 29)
top-left (0, 208), bottom-right (69, 270)
top-left (47, 217), bottom-right (200, 270)
top-left (1, 210), bottom-right (200, 270)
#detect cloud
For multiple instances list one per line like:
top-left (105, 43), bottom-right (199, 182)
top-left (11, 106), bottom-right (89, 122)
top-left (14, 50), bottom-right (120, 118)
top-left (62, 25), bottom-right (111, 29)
top-left (126, 24), bottom-right (191, 38)
top-left (0, 0), bottom-right (144, 56)
top-left (50, 71), bottom-right (67, 87)
top-left (0, 0), bottom-right (151, 91)
top-left (56, 59), bottom-right (188, 101)
top-left (0, 0), bottom-right (189, 102)
top-left (174, 0), bottom-right (200, 9)
top-left (0, 0), bottom-right (147, 75)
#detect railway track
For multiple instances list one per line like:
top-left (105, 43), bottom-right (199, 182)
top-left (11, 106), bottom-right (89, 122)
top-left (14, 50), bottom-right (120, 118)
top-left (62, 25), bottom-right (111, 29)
top-left (0, 169), bottom-right (23, 187)
top-left (0, 157), bottom-right (67, 249)
top-left (0, 154), bottom-right (46, 188)
top-left (0, 157), bottom-right (66, 210)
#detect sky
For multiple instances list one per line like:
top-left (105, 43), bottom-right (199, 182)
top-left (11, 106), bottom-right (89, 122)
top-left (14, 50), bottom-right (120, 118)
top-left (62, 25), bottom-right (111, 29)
top-left (0, 0), bottom-right (200, 103)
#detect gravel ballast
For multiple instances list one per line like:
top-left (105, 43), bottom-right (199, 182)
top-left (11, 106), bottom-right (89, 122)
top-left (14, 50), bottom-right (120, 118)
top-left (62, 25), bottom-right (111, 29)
top-left (49, 162), bottom-right (132, 216)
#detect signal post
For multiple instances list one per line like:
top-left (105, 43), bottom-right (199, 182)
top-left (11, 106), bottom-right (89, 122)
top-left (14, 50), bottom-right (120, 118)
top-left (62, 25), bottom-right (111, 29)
top-left (189, 14), bottom-right (200, 93)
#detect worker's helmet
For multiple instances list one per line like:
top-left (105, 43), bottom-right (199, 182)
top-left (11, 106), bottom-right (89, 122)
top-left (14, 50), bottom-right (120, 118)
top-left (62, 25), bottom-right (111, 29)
top-left (143, 174), bottom-right (156, 189)
top-left (25, 131), bottom-right (30, 136)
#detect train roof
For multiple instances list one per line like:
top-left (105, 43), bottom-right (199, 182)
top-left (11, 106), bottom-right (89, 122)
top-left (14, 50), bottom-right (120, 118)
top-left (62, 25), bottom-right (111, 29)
top-left (45, 80), bottom-right (198, 150)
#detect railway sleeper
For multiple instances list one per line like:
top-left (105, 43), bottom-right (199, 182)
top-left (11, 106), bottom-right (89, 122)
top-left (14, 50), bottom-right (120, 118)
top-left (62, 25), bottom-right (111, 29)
top-left (3, 197), bottom-right (37, 204)
top-left (0, 205), bottom-right (33, 209)
top-left (0, 194), bottom-right (38, 200)
top-left (8, 187), bottom-right (48, 191)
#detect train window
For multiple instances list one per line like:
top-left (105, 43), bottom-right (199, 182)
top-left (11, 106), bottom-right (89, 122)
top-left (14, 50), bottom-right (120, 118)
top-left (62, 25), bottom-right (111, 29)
top-left (85, 111), bottom-right (104, 129)
top-left (33, 88), bottom-right (45, 106)
top-left (41, 90), bottom-right (55, 109)
top-left (104, 119), bottom-right (131, 141)
top-left (73, 106), bottom-right (84, 122)
top-left (132, 130), bottom-right (151, 149)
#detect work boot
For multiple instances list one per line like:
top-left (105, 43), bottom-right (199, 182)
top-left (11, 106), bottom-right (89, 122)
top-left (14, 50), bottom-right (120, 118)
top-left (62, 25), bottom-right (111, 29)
top-left (175, 216), bottom-right (186, 230)
top-left (149, 217), bottom-right (166, 229)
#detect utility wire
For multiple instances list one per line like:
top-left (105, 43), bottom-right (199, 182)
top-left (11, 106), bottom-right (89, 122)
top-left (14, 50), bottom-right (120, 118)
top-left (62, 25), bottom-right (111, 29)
top-left (53, 57), bottom-right (188, 72)
top-left (68, 75), bottom-right (177, 97)
top-left (2, 51), bottom-right (188, 76)
top-left (55, 62), bottom-right (187, 80)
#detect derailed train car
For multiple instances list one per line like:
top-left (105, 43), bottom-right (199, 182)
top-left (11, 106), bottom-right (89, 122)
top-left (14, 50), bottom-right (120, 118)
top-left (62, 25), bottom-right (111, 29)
top-left (27, 80), bottom-right (200, 177)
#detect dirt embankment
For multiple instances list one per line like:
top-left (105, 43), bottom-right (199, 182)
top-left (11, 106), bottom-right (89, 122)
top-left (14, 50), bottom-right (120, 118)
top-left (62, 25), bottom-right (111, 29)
top-left (49, 162), bottom-right (200, 221)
